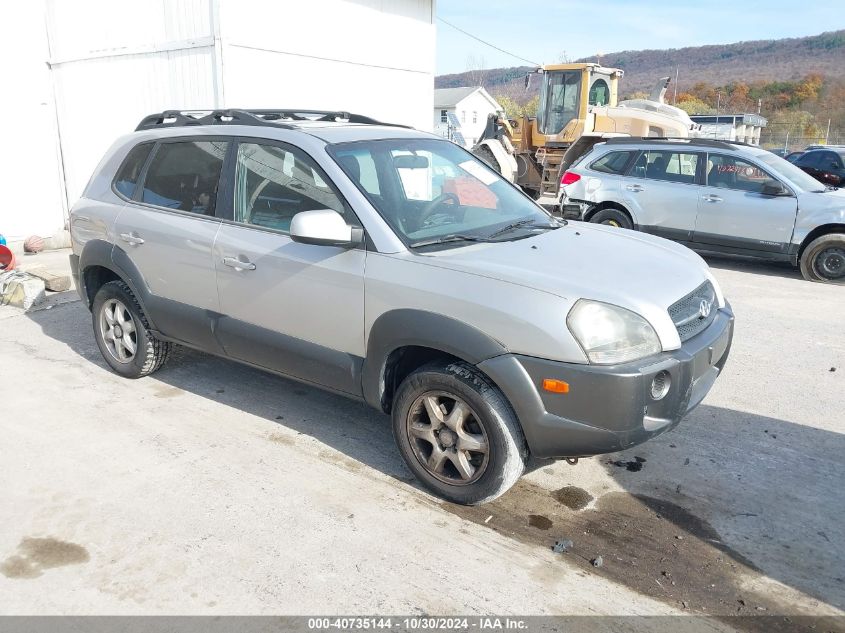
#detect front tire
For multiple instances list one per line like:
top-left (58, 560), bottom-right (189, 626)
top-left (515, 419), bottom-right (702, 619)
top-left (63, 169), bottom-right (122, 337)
top-left (392, 361), bottom-right (527, 505)
top-left (800, 234), bottom-right (845, 283)
top-left (590, 207), bottom-right (633, 229)
top-left (92, 280), bottom-right (172, 378)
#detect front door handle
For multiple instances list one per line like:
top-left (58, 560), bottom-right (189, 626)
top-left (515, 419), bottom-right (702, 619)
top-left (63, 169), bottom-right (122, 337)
top-left (222, 256), bottom-right (256, 271)
top-left (626, 184), bottom-right (644, 192)
top-left (119, 232), bottom-right (145, 246)
top-left (702, 194), bottom-right (723, 203)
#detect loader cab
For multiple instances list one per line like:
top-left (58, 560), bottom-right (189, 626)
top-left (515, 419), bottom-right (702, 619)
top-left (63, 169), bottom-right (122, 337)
top-left (533, 64), bottom-right (622, 144)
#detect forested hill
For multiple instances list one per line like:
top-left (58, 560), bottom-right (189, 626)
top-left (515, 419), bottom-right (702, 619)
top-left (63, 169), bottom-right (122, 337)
top-left (435, 30), bottom-right (845, 96)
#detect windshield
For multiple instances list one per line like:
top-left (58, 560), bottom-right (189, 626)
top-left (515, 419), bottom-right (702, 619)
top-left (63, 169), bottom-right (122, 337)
top-left (328, 138), bottom-right (556, 248)
top-left (538, 71), bottom-right (582, 135)
top-left (754, 151), bottom-right (827, 192)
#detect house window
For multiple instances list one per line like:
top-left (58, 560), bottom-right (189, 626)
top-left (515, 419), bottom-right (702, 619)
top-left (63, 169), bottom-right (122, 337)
top-left (461, 111), bottom-right (466, 123)
top-left (472, 111), bottom-right (477, 124)
top-left (440, 109), bottom-right (447, 123)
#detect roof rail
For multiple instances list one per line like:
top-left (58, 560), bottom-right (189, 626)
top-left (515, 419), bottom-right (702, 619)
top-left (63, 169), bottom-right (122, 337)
top-left (135, 109), bottom-right (409, 132)
top-left (604, 136), bottom-right (756, 151)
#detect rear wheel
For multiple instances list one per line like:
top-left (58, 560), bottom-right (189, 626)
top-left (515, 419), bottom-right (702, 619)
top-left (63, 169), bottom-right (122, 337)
top-left (590, 207), bottom-right (633, 229)
top-left (800, 233), bottom-right (845, 283)
top-left (392, 361), bottom-right (527, 505)
top-left (92, 280), bottom-right (173, 378)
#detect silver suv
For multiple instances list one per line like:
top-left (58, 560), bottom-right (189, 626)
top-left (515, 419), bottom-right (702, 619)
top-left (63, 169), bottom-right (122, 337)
top-left (70, 110), bottom-right (733, 505)
top-left (560, 137), bottom-right (845, 283)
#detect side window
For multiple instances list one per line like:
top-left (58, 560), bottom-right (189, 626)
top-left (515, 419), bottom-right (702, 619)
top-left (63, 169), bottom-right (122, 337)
top-left (589, 78), bottom-right (610, 106)
top-left (590, 150), bottom-right (635, 174)
top-left (796, 152), bottom-right (820, 168)
top-left (234, 142), bottom-right (348, 233)
top-left (706, 154), bottom-right (778, 193)
top-left (824, 152), bottom-right (843, 170)
top-left (114, 142), bottom-right (153, 199)
top-left (631, 150), bottom-right (699, 183)
top-left (141, 141), bottom-right (228, 215)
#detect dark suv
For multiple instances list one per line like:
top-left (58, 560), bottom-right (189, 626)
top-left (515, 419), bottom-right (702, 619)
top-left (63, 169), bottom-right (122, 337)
top-left (794, 148), bottom-right (845, 187)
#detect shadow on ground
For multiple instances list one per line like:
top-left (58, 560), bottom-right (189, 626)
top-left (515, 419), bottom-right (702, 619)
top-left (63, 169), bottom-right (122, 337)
top-left (701, 253), bottom-right (803, 280)
top-left (28, 302), bottom-right (845, 630)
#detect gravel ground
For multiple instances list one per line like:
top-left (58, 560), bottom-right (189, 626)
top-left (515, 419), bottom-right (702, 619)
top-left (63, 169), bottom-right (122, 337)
top-left (0, 255), bottom-right (842, 631)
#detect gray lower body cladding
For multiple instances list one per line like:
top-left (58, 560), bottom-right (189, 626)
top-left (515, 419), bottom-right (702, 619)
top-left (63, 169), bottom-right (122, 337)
top-left (478, 305), bottom-right (734, 458)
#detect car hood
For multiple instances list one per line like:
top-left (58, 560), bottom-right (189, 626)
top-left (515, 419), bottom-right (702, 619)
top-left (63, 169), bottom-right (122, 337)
top-left (797, 187), bottom-right (845, 214)
top-left (417, 222), bottom-right (721, 348)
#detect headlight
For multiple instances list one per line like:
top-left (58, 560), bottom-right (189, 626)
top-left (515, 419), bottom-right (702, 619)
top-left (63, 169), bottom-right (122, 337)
top-left (567, 300), bottom-right (661, 365)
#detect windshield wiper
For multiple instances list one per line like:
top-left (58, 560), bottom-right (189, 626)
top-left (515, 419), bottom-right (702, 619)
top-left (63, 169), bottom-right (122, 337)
top-left (410, 234), bottom-right (495, 248)
top-left (486, 217), bottom-right (562, 239)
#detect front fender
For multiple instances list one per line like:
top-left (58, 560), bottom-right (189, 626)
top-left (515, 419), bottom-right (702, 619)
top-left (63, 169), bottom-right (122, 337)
top-left (361, 309), bottom-right (508, 411)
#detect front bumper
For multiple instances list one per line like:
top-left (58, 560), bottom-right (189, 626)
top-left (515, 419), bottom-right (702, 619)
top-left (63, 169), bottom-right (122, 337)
top-left (477, 303), bottom-right (734, 458)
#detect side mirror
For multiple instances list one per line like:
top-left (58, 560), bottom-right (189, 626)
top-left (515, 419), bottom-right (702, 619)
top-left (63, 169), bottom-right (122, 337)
top-left (289, 209), bottom-right (363, 247)
top-left (761, 181), bottom-right (789, 197)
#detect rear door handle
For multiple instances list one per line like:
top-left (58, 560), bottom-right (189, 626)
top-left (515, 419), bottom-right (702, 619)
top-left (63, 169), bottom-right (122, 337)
top-left (222, 256), bottom-right (256, 271)
top-left (626, 184), bottom-right (644, 192)
top-left (702, 194), bottom-right (723, 203)
top-left (119, 232), bottom-right (145, 246)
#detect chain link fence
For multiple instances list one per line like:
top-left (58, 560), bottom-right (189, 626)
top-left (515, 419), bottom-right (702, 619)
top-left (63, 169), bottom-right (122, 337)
top-left (760, 122), bottom-right (844, 152)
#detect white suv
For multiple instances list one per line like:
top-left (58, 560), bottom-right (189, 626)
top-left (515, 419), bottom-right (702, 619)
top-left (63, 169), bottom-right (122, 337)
top-left (560, 137), bottom-right (845, 283)
top-left (70, 110), bottom-right (733, 505)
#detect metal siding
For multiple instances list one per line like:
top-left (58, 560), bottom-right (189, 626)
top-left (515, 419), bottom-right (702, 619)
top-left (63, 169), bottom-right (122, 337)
top-left (52, 46), bottom-right (217, 205)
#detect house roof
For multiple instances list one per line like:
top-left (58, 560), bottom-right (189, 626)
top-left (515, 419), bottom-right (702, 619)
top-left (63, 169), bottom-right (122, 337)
top-left (434, 86), bottom-right (483, 108)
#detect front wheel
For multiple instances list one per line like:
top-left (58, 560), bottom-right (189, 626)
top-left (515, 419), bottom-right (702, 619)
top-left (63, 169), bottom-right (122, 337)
top-left (590, 208), bottom-right (633, 229)
top-left (392, 361), bottom-right (527, 505)
top-left (800, 234), bottom-right (845, 283)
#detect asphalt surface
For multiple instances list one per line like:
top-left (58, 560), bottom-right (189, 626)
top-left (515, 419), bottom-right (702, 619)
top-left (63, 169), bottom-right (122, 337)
top-left (0, 255), bottom-right (843, 629)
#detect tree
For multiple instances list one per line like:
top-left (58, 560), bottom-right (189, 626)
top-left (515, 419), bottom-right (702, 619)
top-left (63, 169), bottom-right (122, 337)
top-left (493, 94), bottom-right (539, 119)
top-left (676, 97), bottom-right (715, 115)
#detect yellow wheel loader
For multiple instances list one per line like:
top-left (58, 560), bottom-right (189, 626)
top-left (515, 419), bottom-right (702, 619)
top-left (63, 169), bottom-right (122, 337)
top-left (473, 63), bottom-right (700, 207)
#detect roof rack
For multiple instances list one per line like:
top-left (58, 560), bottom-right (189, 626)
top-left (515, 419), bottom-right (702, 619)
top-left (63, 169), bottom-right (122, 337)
top-left (604, 137), bottom-right (753, 150)
top-left (135, 109), bottom-right (409, 132)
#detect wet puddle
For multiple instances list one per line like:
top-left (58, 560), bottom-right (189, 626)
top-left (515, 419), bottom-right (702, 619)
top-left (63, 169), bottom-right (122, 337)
top-left (444, 480), bottom-right (826, 633)
top-left (0, 537), bottom-right (89, 579)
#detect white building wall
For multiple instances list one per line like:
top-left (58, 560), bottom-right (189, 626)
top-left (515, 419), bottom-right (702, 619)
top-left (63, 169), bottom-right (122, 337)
top-left (0, 1), bottom-right (65, 242)
top-left (453, 92), bottom-right (498, 147)
top-left (219, 0), bottom-right (434, 130)
top-left (2, 0), bottom-right (433, 243)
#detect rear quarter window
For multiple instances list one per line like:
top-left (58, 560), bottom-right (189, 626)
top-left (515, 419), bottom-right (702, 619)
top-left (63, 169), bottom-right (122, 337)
top-left (589, 150), bottom-right (636, 174)
top-left (113, 142), bottom-right (154, 199)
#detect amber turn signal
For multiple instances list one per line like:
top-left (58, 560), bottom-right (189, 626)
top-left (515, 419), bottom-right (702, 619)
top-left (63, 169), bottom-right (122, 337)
top-left (542, 379), bottom-right (570, 393)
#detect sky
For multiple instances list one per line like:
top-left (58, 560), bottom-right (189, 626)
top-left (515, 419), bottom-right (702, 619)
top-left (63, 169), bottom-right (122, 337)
top-left (435, 0), bottom-right (845, 75)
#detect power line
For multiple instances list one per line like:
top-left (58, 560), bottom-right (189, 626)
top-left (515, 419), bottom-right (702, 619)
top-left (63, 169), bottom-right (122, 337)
top-left (437, 16), bottom-right (540, 67)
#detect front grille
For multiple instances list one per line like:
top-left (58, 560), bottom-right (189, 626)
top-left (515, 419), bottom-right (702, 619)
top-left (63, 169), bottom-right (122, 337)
top-left (669, 281), bottom-right (717, 342)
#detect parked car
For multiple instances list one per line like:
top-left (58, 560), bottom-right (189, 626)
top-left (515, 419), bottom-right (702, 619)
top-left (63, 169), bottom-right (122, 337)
top-left (70, 109), bottom-right (733, 505)
top-left (768, 148), bottom-right (788, 158)
top-left (793, 147), bottom-right (845, 188)
top-left (559, 137), bottom-right (845, 283)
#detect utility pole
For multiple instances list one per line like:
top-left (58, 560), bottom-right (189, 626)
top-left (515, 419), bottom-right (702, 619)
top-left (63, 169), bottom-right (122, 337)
top-left (673, 67), bottom-right (679, 105)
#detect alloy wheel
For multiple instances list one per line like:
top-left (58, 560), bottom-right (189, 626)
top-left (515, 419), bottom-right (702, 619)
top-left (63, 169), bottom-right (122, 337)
top-left (99, 298), bottom-right (137, 363)
top-left (406, 391), bottom-right (489, 485)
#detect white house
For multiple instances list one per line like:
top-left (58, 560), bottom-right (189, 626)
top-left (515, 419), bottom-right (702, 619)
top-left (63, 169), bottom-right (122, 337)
top-left (0, 0), bottom-right (435, 247)
top-left (433, 87), bottom-right (502, 149)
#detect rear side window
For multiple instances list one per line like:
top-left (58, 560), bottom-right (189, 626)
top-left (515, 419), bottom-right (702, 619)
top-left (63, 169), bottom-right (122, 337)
top-left (141, 141), bottom-right (229, 215)
top-left (631, 150), bottom-right (699, 184)
top-left (589, 150), bottom-right (635, 174)
top-left (113, 143), bottom-right (153, 199)
top-left (795, 152), bottom-right (821, 168)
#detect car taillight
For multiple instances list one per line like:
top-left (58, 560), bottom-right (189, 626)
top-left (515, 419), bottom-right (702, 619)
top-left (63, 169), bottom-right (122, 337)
top-left (560, 171), bottom-right (581, 186)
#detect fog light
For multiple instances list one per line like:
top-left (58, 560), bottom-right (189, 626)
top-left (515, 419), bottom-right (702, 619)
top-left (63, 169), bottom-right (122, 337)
top-left (650, 370), bottom-right (671, 400)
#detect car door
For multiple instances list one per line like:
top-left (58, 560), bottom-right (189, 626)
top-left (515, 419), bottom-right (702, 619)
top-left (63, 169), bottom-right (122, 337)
top-left (693, 153), bottom-right (798, 254)
top-left (112, 138), bottom-right (229, 353)
top-left (212, 139), bottom-right (366, 396)
top-left (622, 149), bottom-right (703, 241)
top-left (817, 151), bottom-right (845, 187)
